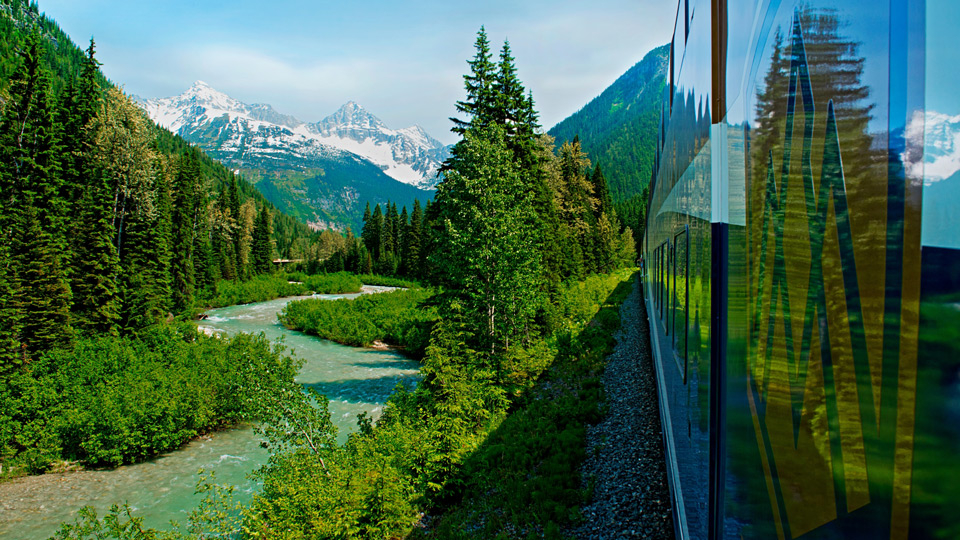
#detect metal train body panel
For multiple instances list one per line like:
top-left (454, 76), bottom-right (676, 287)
top-left (642, 1), bottom-right (959, 538)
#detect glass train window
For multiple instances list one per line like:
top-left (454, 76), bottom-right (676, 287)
top-left (670, 38), bottom-right (675, 111)
top-left (668, 239), bottom-right (674, 336)
top-left (674, 227), bottom-right (690, 382)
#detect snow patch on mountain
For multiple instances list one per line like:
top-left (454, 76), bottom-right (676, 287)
top-left (905, 110), bottom-right (960, 185)
top-left (137, 82), bottom-right (448, 189)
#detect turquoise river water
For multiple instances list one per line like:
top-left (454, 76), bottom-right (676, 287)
top-left (0, 286), bottom-right (420, 539)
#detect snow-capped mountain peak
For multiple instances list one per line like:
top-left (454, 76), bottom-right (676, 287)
top-left (321, 101), bottom-right (384, 129)
top-left (137, 83), bottom-right (447, 189)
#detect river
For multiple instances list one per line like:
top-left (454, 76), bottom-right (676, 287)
top-left (0, 286), bottom-right (420, 539)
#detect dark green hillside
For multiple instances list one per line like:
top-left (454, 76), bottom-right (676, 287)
top-left (220, 151), bottom-right (431, 233)
top-left (548, 44), bottom-right (668, 203)
top-left (0, 0), bottom-right (109, 95)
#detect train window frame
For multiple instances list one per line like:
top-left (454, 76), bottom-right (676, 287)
top-left (666, 239), bottom-right (672, 333)
top-left (673, 225), bottom-right (690, 383)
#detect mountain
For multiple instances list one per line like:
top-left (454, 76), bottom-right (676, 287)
top-left (548, 44), bottom-right (668, 203)
top-left (138, 82), bottom-right (441, 230)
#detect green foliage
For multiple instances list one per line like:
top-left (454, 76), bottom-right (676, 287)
top-left (200, 273), bottom-right (309, 308)
top-left (432, 124), bottom-right (544, 354)
top-left (0, 325), bottom-right (298, 472)
top-left (280, 288), bottom-right (436, 356)
top-left (247, 270), bottom-right (636, 540)
top-left (414, 269), bottom-right (636, 539)
top-left (356, 273), bottom-right (421, 288)
top-left (302, 272), bottom-right (363, 294)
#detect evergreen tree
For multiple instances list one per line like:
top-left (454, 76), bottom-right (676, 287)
top-left (0, 244), bottom-right (21, 369)
top-left (493, 41), bottom-right (525, 138)
top-left (251, 204), bottom-right (273, 275)
top-left (119, 171), bottom-right (173, 330)
top-left (384, 202), bottom-right (398, 257)
top-left (402, 199), bottom-right (423, 278)
top-left (360, 201), bottom-right (373, 254)
top-left (0, 30), bottom-right (73, 351)
top-left (450, 27), bottom-right (497, 136)
top-left (370, 204), bottom-right (384, 261)
top-left (13, 203), bottom-right (73, 353)
top-left (0, 31), bottom-right (64, 238)
top-left (66, 38), bottom-right (121, 335)
top-left (398, 205), bottom-right (409, 271)
top-left (591, 164), bottom-right (613, 219)
top-left (170, 151), bottom-right (202, 313)
top-left (431, 124), bottom-right (543, 356)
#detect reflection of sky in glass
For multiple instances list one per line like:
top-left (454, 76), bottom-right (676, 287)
top-left (922, 0), bottom-right (960, 249)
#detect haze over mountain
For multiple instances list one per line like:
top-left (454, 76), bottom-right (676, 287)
top-left (137, 82), bottom-right (443, 230)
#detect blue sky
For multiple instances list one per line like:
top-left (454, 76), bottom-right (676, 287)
top-left (40, 0), bottom-right (677, 144)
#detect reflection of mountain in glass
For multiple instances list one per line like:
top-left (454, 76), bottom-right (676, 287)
top-left (907, 110), bottom-right (960, 248)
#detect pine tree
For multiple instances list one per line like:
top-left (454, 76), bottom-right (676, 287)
top-left (402, 199), bottom-right (423, 278)
top-left (431, 124), bottom-right (543, 355)
top-left (0, 244), bottom-right (22, 370)
top-left (119, 171), bottom-right (173, 330)
top-left (493, 41), bottom-right (525, 137)
top-left (398, 205), bottom-right (409, 272)
top-left (170, 151), bottom-right (202, 313)
top-left (591, 164), bottom-right (613, 219)
top-left (251, 204), bottom-right (273, 275)
top-left (450, 27), bottom-right (497, 136)
top-left (62, 38), bottom-right (121, 335)
top-left (13, 203), bottom-right (73, 353)
top-left (0, 31), bottom-right (65, 238)
top-left (72, 178), bottom-right (121, 334)
top-left (370, 204), bottom-right (384, 261)
top-left (384, 202), bottom-right (399, 256)
top-left (0, 30), bottom-right (73, 352)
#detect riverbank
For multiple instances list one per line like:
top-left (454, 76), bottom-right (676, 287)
top-left (0, 292), bottom-right (421, 540)
top-left (278, 287), bottom-right (436, 358)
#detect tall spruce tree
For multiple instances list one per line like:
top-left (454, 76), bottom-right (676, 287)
top-left (251, 204), bottom-right (273, 275)
top-left (170, 150), bottom-right (202, 313)
top-left (369, 203), bottom-right (384, 260)
top-left (450, 27), bottom-right (497, 136)
top-left (69, 38), bottom-right (121, 335)
top-left (402, 199), bottom-right (423, 278)
top-left (0, 30), bottom-right (73, 352)
top-left (120, 170), bottom-right (173, 330)
top-left (0, 244), bottom-right (21, 369)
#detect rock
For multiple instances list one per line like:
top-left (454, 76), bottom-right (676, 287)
top-left (569, 276), bottom-right (675, 540)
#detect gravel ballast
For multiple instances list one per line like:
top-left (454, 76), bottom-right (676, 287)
top-left (573, 275), bottom-right (674, 540)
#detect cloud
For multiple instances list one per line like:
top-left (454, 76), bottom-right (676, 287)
top-left (95, 1), bottom-right (676, 145)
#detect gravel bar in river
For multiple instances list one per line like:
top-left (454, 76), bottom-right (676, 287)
top-left (573, 275), bottom-right (674, 540)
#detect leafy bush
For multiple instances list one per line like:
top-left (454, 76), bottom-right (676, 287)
top-left (1, 325), bottom-right (298, 470)
top-left (302, 272), bottom-right (363, 294)
top-left (280, 289), bottom-right (436, 357)
top-left (201, 274), bottom-right (309, 308)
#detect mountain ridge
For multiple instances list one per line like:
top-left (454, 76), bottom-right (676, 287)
top-left (137, 81), bottom-right (449, 190)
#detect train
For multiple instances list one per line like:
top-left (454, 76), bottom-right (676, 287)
top-left (642, 0), bottom-right (959, 539)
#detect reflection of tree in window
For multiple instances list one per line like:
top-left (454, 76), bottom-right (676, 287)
top-left (741, 7), bottom-right (895, 538)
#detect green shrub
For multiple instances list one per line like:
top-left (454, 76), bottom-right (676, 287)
top-left (280, 288), bottom-right (436, 357)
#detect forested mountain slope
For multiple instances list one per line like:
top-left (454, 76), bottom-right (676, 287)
top-left (548, 44), bottom-right (667, 203)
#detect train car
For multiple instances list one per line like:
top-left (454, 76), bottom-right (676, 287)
top-left (642, 1), bottom-right (959, 538)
